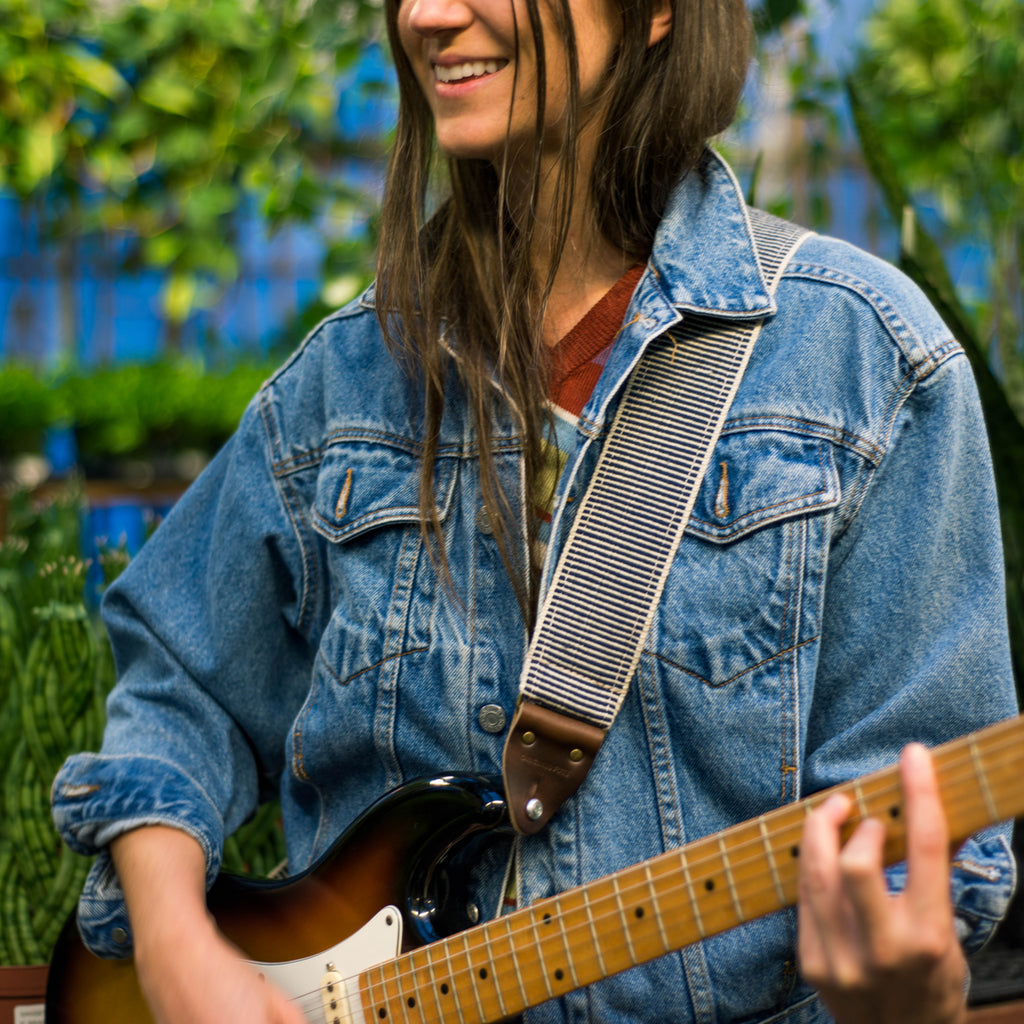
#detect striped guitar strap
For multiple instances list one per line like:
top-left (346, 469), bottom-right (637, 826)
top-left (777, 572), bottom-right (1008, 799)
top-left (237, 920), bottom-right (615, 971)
top-left (503, 209), bottom-right (812, 834)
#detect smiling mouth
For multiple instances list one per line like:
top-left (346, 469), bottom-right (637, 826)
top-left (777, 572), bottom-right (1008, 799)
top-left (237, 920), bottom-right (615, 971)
top-left (433, 60), bottom-right (507, 85)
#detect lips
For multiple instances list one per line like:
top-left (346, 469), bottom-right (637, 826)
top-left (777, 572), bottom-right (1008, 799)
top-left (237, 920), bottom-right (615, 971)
top-left (433, 59), bottom-right (507, 84)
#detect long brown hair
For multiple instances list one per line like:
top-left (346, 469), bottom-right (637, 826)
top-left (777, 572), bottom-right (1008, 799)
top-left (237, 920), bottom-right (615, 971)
top-left (376, 0), bottom-right (750, 622)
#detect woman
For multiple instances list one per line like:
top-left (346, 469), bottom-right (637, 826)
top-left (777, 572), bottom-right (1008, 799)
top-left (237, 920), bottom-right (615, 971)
top-left (53, 1), bottom-right (1016, 1022)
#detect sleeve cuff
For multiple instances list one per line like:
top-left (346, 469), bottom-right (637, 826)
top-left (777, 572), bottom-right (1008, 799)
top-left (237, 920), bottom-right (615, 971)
top-left (52, 752), bottom-right (227, 958)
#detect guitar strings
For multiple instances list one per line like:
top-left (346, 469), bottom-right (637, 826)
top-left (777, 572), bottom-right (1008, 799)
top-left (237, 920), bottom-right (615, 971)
top-left (293, 732), bottom-right (1018, 1024)
top-left (276, 725), bottom-right (1019, 1024)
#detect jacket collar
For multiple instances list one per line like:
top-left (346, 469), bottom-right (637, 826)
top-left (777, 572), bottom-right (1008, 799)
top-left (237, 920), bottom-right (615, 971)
top-left (573, 151), bottom-right (778, 435)
top-left (650, 149), bottom-right (775, 319)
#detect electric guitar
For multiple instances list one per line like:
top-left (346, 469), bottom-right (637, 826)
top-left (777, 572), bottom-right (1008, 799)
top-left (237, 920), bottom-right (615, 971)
top-left (46, 714), bottom-right (1024, 1024)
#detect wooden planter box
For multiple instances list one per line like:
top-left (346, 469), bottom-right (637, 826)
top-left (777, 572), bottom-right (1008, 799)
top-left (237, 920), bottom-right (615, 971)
top-left (0, 964), bottom-right (47, 1024)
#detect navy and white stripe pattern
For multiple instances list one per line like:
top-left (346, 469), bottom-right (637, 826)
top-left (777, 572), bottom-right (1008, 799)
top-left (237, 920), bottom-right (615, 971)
top-left (520, 210), bottom-right (812, 729)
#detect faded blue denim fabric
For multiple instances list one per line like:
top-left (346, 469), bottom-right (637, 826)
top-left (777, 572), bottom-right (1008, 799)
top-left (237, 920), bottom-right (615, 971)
top-left (53, 150), bottom-right (1017, 1023)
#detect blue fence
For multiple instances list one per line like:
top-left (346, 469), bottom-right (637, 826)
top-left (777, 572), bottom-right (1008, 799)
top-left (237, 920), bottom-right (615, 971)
top-left (0, 47), bottom-right (395, 368)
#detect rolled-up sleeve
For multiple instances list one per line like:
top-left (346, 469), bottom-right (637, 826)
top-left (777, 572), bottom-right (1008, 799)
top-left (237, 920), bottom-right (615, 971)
top-left (807, 347), bottom-right (1018, 952)
top-left (51, 384), bottom-right (317, 957)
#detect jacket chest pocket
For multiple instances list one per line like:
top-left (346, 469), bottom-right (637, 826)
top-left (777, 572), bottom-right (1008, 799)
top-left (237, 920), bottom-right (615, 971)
top-left (289, 442), bottom-right (461, 823)
top-left (652, 427), bottom-right (841, 690)
top-left (308, 441), bottom-right (458, 682)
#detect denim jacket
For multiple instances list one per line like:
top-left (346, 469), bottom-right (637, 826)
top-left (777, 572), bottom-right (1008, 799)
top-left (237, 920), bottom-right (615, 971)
top-left (54, 151), bottom-right (1017, 1024)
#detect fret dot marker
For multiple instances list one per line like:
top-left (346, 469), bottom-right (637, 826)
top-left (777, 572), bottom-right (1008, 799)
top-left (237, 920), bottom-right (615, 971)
top-left (889, 806), bottom-right (901, 819)
top-left (791, 846), bottom-right (800, 858)
top-left (479, 968), bottom-right (488, 980)
top-left (704, 879), bottom-right (715, 892)
top-left (555, 969), bottom-right (565, 981)
top-left (635, 907), bottom-right (645, 918)
top-left (441, 984), bottom-right (450, 996)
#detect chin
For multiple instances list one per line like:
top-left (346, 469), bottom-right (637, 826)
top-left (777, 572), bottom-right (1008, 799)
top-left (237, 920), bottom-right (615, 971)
top-left (434, 138), bottom-right (501, 162)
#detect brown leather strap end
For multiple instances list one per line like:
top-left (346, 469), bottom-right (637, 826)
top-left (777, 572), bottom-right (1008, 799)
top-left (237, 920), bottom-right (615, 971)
top-left (501, 700), bottom-right (605, 835)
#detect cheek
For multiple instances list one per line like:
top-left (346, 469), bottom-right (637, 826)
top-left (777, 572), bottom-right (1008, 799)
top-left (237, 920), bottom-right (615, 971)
top-left (394, 25), bottom-right (433, 101)
top-left (394, 8), bottom-right (419, 67)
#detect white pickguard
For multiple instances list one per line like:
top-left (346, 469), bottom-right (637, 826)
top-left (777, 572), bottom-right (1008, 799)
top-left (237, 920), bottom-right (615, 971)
top-left (247, 905), bottom-right (403, 1024)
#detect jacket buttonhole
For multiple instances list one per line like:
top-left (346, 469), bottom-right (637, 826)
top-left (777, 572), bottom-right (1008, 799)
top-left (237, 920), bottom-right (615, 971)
top-left (714, 461), bottom-right (730, 519)
top-left (335, 467), bottom-right (354, 520)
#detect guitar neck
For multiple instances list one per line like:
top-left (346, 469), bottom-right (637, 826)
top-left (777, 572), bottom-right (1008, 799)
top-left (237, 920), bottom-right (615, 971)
top-left (358, 716), bottom-right (1024, 1024)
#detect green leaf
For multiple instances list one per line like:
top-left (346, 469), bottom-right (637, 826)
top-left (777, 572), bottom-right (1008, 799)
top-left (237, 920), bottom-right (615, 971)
top-left (15, 120), bottom-right (59, 193)
top-left (163, 271), bottom-right (198, 323)
top-left (63, 43), bottom-right (128, 101)
top-left (138, 71), bottom-right (197, 117)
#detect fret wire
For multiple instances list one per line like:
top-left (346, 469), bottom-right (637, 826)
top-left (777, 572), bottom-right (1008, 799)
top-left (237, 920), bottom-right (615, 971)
top-left (423, 941), bottom-right (453, 1024)
top-left (482, 923), bottom-right (509, 1022)
top-left (501, 913), bottom-right (532, 1011)
top-left (555, 896), bottom-right (582, 989)
top-left (370, 962), bottom-right (388, 1024)
top-left (968, 737), bottom-right (999, 822)
top-left (717, 835), bottom-right (744, 922)
top-left (569, 740), bottom-right (1003, 944)
top-left (757, 815), bottom-right (787, 905)
top-left (676, 847), bottom-right (707, 939)
top-left (358, 965), bottom-right (372, 1023)
top-left (643, 863), bottom-right (671, 953)
top-left (610, 873), bottom-right (639, 965)
top-left (532, 909), bottom-right (557, 1000)
top-left (418, 942), bottom-right (438, 1024)
top-left (380, 958), bottom-right (395, 1024)
top-left (461, 930), bottom-right (487, 1023)
top-left (393, 953), bottom-right (417, 1024)
top-left (581, 887), bottom-right (610, 980)
top-left (851, 780), bottom-right (871, 821)
top-left (330, 724), bottom-right (1023, 1021)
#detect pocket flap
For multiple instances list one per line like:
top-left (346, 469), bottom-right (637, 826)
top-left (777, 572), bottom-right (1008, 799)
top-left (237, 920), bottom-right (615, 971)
top-left (687, 429), bottom-right (840, 543)
top-left (310, 441), bottom-right (457, 543)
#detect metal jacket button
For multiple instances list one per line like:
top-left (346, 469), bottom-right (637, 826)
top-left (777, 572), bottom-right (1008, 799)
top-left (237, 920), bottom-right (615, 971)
top-left (478, 704), bottom-right (506, 733)
top-left (475, 506), bottom-right (494, 535)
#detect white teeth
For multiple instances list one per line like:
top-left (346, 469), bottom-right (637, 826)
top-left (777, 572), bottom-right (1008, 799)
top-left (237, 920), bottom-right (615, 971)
top-left (434, 60), bottom-right (502, 84)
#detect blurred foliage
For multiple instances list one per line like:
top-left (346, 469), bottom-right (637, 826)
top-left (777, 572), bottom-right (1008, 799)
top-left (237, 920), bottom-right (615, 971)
top-left (0, 357), bottom-right (278, 465)
top-left (0, 486), bottom-right (124, 964)
top-left (0, 487), bottom-right (286, 963)
top-left (851, 0), bottom-right (1024, 421)
top-left (847, 0), bottom-right (1024, 681)
top-left (848, 77), bottom-right (1024, 686)
top-left (0, 0), bottom-right (388, 334)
